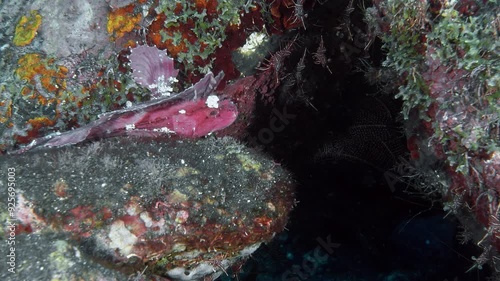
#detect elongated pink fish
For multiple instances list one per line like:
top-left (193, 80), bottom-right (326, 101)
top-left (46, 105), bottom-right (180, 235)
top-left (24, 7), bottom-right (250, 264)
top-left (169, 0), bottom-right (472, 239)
top-left (13, 72), bottom-right (237, 153)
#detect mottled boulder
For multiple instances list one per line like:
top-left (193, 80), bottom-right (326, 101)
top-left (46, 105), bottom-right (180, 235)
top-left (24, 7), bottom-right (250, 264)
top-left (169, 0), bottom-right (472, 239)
top-left (0, 137), bottom-right (294, 280)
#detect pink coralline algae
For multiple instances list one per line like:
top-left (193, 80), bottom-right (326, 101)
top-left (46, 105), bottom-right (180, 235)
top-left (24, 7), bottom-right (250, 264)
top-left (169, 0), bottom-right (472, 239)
top-left (129, 45), bottom-right (179, 98)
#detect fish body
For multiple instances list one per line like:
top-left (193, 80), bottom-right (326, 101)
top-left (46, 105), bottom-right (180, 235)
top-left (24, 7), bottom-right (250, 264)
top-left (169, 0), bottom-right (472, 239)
top-left (14, 72), bottom-right (237, 153)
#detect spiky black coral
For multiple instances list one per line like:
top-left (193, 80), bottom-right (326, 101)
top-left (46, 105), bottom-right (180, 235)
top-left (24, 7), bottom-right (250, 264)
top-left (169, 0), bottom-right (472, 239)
top-left (315, 97), bottom-right (406, 172)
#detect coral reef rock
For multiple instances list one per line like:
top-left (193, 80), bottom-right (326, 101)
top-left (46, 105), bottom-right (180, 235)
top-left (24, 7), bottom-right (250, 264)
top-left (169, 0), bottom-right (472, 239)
top-left (0, 137), bottom-right (295, 280)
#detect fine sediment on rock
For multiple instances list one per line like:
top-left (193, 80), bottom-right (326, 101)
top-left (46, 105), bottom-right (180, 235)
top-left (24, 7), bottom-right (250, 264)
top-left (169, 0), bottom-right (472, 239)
top-left (0, 137), bottom-right (295, 280)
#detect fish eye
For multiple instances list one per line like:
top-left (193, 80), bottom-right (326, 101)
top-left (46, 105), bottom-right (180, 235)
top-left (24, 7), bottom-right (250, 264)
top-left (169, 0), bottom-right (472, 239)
top-left (209, 110), bottom-right (218, 116)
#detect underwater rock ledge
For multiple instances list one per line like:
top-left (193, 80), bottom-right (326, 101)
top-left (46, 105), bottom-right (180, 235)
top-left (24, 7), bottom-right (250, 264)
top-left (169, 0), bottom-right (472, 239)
top-left (0, 137), bottom-right (295, 281)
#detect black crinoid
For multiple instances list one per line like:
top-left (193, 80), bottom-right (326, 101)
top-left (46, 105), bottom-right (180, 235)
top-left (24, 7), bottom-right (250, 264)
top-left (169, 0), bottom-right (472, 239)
top-left (315, 95), bottom-right (407, 173)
